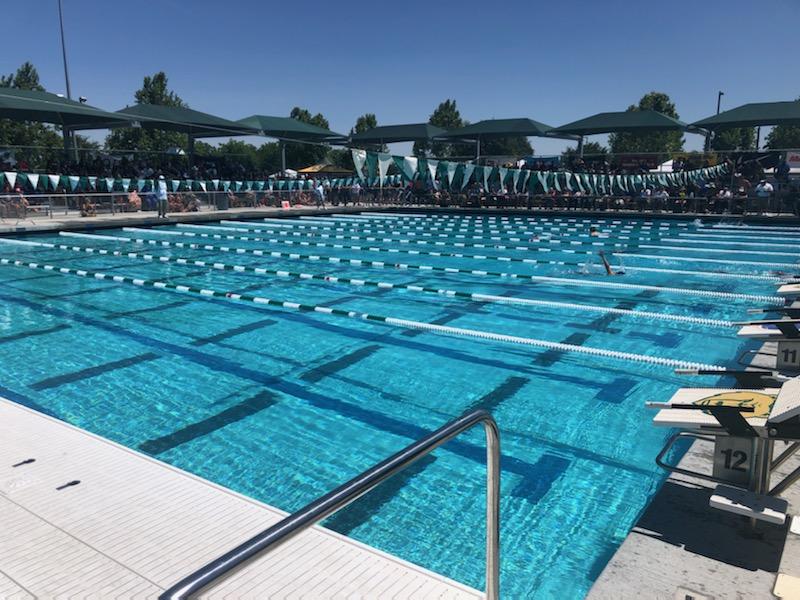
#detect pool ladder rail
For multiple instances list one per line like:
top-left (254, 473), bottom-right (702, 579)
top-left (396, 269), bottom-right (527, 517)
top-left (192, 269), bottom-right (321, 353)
top-left (159, 409), bottom-right (501, 599)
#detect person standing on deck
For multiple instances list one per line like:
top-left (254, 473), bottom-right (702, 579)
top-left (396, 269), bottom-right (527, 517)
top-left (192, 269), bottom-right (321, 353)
top-left (156, 174), bottom-right (168, 218)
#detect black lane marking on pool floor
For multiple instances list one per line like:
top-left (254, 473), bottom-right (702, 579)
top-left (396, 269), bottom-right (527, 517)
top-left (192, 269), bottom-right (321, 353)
top-left (0, 290), bottom-right (654, 480)
top-left (138, 390), bottom-right (278, 455)
top-left (0, 323), bottom-right (70, 345)
top-left (105, 300), bottom-right (191, 320)
top-left (324, 455), bottom-right (437, 536)
top-left (191, 318), bottom-right (277, 346)
top-left (511, 453), bottom-right (571, 504)
top-left (301, 344), bottom-right (383, 383)
top-left (30, 352), bottom-right (160, 391)
top-left (594, 377), bottom-right (639, 404)
top-left (467, 376), bottom-right (529, 413)
top-left (532, 332), bottom-right (591, 367)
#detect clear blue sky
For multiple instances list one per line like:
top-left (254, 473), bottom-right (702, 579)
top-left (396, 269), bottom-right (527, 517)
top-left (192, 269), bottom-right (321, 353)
top-left (5, 0), bottom-right (798, 155)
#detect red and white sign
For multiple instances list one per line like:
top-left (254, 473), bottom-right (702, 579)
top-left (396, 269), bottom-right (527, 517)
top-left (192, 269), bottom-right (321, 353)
top-left (786, 151), bottom-right (800, 169)
top-left (281, 200), bottom-right (291, 210)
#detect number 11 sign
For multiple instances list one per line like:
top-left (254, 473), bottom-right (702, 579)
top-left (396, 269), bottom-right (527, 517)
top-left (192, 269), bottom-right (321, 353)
top-left (777, 341), bottom-right (800, 371)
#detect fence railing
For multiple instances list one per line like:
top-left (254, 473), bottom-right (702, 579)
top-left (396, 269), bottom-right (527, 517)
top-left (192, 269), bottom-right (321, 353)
top-left (1, 186), bottom-right (798, 222)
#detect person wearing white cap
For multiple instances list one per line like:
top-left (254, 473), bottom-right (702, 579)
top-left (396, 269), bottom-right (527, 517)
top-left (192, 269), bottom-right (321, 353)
top-left (156, 174), bottom-right (168, 218)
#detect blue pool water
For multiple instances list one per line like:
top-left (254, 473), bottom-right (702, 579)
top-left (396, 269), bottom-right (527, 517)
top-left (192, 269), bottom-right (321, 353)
top-left (0, 213), bottom-right (787, 598)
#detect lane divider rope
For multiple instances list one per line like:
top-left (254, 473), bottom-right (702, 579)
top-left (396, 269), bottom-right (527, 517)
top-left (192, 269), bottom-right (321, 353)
top-left (0, 255), bottom-right (726, 370)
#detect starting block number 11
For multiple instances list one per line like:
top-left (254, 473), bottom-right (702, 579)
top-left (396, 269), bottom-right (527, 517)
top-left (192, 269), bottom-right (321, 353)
top-left (778, 341), bottom-right (800, 370)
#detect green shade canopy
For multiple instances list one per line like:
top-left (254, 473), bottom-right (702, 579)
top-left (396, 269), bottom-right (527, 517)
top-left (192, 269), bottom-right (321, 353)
top-left (437, 118), bottom-right (562, 140)
top-left (553, 110), bottom-right (690, 136)
top-left (350, 123), bottom-right (448, 144)
top-left (114, 103), bottom-right (258, 137)
top-left (237, 115), bottom-right (346, 143)
top-left (0, 87), bottom-right (144, 130)
top-left (692, 101), bottom-right (800, 130)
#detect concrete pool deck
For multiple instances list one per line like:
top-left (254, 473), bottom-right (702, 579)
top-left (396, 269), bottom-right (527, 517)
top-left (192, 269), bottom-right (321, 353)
top-left (1, 206), bottom-right (798, 236)
top-left (589, 341), bottom-right (800, 600)
top-left (0, 398), bottom-right (482, 599)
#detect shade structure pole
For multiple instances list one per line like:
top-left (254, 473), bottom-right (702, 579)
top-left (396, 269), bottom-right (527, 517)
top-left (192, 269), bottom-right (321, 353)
top-left (57, 0), bottom-right (79, 162)
top-left (187, 134), bottom-right (195, 168)
top-left (280, 142), bottom-right (286, 176)
top-left (578, 136), bottom-right (584, 157)
top-left (476, 138), bottom-right (481, 161)
top-left (756, 126), bottom-right (761, 151)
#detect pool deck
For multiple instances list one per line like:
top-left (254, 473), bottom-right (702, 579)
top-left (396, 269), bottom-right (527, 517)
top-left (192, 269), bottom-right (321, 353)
top-left (0, 397), bottom-right (482, 599)
top-left (589, 341), bottom-right (800, 600)
top-left (1, 206), bottom-right (798, 236)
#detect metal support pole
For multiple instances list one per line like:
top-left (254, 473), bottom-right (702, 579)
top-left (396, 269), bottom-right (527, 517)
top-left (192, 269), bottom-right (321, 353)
top-left (280, 142), bottom-right (286, 176)
top-left (756, 127), bottom-right (761, 151)
top-left (476, 138), bottom-right (481, 162)
top-left (187, 135), bottom-right (195, 168)
top-left (57, 0), bottom-right (79, 162)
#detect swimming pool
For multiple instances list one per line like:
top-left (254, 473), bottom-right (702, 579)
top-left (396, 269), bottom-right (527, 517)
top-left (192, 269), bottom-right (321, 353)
top-left (0, 212), bottom-right (788, 598)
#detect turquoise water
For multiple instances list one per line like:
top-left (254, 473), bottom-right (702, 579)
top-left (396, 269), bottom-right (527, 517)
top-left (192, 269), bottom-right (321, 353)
top-left (0, 213), bottom-right (788, 598)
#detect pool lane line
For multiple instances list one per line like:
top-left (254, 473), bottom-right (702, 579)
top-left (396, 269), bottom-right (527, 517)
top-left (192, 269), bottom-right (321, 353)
top-left (358, 212), bottom-right (694, 228)
top-left (57, 231), bottom-right (785, 304)
top-left (679, 231), bottom-right (800, 242)
top-left (171, 225), bottom-right (782, 282)
top-left (0, 237), bottom-right (734, 329)
top-left (637, 244), bottom-right (799, 258)
top-left (243, 219), bottom-right (675, 242)
top-left (660, 237), bottom-right (800, 250)
top-left (0, 256), bottom-right (726, 371)
top-left (708, 224), bottom-right (800, 233)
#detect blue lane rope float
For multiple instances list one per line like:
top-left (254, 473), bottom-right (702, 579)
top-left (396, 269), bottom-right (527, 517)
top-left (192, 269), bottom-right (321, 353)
top-left (59, 231), bottom-right (785, 305)
top-left (0, 237), bottom-right (734, 329)
top-left (0, 255), bottom-right (727, 371)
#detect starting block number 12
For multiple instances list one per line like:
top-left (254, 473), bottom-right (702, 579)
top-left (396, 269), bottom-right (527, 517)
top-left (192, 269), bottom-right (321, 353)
top-left (777, 341), bottom-right (800, 370)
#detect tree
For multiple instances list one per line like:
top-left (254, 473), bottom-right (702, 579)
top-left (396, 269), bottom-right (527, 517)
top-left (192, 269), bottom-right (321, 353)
top-left (710, 127), bottom-right (756, 151)
top-left (414, 99), bottom-right (473, 158)
top-left (482, 136), bottom-right (532, 157)
top-left (608, 92), bottom-right (685, 156)
top-left (562, 141), bottom-right (608, 166)
top-left (766, 98), bottom-right (800, 149)
top-left (281, 106), bottom-right (330, 169)
top-left (0, 62), bottom-right (64, 169)
top-left (105, 72), bottom-right (187, 158)
top-left (350, 113), bottom-right (386, 153)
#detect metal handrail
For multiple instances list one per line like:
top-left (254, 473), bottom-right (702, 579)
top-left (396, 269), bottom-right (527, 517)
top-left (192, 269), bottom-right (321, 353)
top-left (159, 409), bottom-right (500, 599)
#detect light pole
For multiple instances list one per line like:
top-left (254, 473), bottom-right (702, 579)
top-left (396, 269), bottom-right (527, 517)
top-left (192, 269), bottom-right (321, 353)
top-left (57, 0), bottom-right (78, 160)
top-left (705, 90), bottom-right (724, 152)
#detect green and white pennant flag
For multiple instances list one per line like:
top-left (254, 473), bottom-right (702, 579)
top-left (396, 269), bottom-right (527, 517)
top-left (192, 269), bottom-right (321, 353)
top-left (67, 175), bottom-right (80, 191)
top-left (574, 172), bottom-right (585, 193)
top-left (498, 167), bottom-right (508, 187)
top-left (48, 174), bottom-right (60, 190)
top-left (537, 171), bottom-right (549, 192)
top-left (198, 181), bottom-right (206, 192)
top-left (351, 149), bottom-right (367, 180)
top-left (171, 180), bottom-right (181, 192)
top-left (427, 159), bottom-right (438, 184)
top-left (512, 168), bottom-right (522, 191)
top-left (3, 172), bottom-right (16, 189)
top-left (377, 153), bottom-right (393, 184)
top-left (122, 178), bottom-right (131, 191)
top-left (105, 177), bottom-right (115, 192)
top-left (445, 161), bottom-right (458, 187)
top-left (26, 173), bottom-right (39, 190)
top-left (482, 166), bottom-right (492, 191)
top-left (460, 163), bottom-right (476, 190)
top-left (521, 169), bottom-right (531, 191)
top-left (563, 172), bottom-right (573, 192)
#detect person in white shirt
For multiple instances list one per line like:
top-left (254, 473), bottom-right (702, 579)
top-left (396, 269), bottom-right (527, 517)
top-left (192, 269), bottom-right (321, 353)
top-left (156, 175), bottom-right (168, 218)
top-left (755, 179), bottom-right (774, 198)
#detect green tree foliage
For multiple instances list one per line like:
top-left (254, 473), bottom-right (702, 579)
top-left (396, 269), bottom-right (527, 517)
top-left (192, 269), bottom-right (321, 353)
top-left (710, 127), bottom-right (756, 151)
top-left (481, 136), bottom-right (532, 157)
top-left (766, 99), bottom-right (800, 149)
top-left (562, 141), bottom-right (608, 162)
top-left (414, 99), bottom-right (473, 158)
top-left (0, 62), bottom-right (64, 168)
top-left (608, 92), bottom-right (685, 156)
top-left (282, 106), bottom-right (330, 168)
top-left (105, 72), bottom-right (187, 156)
top-left (351, 113), bottom-right (387, 153)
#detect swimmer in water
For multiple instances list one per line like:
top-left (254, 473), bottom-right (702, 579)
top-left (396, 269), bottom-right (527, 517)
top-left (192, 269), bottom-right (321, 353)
top-left (590, 226), bottom-right (600, 237)
top-left (598, 250), bottom-right (625, 276)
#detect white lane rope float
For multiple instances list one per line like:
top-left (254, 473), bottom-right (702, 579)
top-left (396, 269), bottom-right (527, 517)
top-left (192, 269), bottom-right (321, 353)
top-left (0, 254), bottom-right (726, 370)
top-left (661, 237), bottom-right (800, 250)
top-left (129, 225), bottom-right (779, 282)
top-left (0, 237), bottom-right (733, 329)
top-left (352, 213), bottom-right (693, 229)
top-left (58, 231), bottom-right (785, 305)
top-left (637, 244), bottom-right (799, 258)
top-left (680, 231), bottom-right (800, 242)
